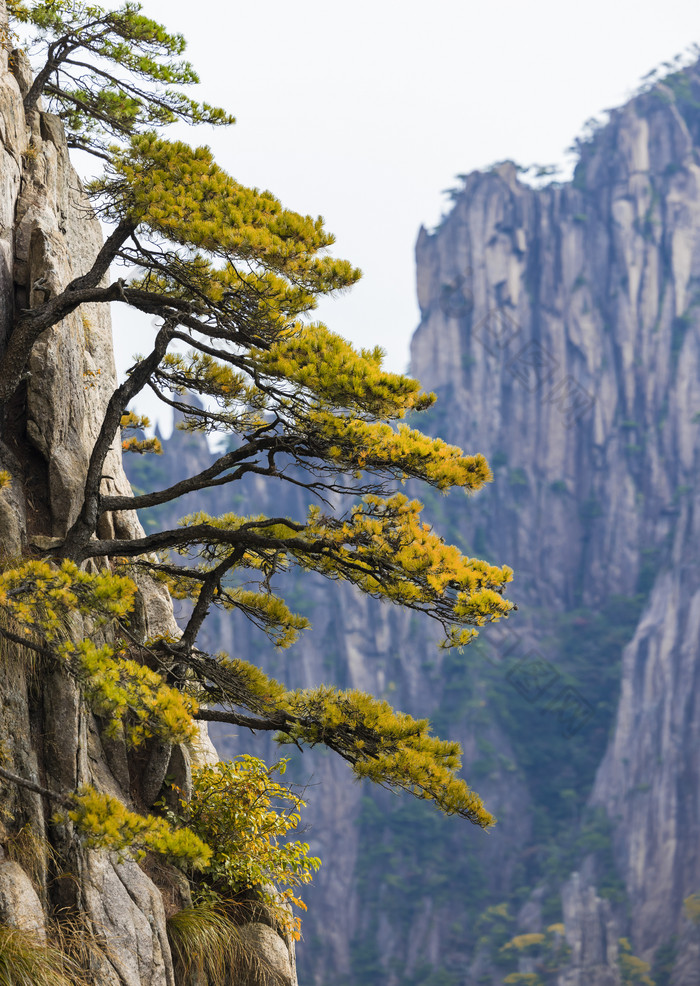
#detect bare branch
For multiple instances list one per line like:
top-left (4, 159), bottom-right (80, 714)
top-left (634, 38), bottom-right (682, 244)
top-left (23, 36), bottom-right (74, 114)
top-left (76, 521), bottom-right (317, 561)
top-left (99, 437), bottom-right (300, 513)
top-left (193, 708), bottom-right (288, 732)
top-left (0, 624), bottom-right (53, 659)
top-left (0, 764), bottom-right (73, 807)
top-left (66, 139), bottom-right (113, 163)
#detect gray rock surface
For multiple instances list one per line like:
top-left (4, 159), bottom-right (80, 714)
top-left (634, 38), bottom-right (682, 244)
top-left (237, 922), bottom-right (296, 986)
top-left (0, 858), bottom-right (46, 939)
top-left (403, 63), bottom-right (700, 985)
top-left (82, 853), bottom-right (175, 986)
top-left (559, 865), bottom-right (619, 986)
top-left (408, 62), bottom-right (700, 985)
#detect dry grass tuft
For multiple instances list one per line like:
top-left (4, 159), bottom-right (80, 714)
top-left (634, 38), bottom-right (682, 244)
top-left (167, 900), bottom-right (286, 986)
top-left (48, 910), bottom-right (116, 984)
top-left (5, 824), bottom-right (55, 898)
top-left (0, 924), bottom-right (87, 986)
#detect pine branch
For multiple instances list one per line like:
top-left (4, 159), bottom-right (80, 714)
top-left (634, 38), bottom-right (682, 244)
top-left (179, 549), bottom-right (244, 652)
top-left (61, 320), bottom-right (176, 558)
top-left (44, 81), bottom-right (132, 134)
top-left (0, 219), bottom-right (134, 407)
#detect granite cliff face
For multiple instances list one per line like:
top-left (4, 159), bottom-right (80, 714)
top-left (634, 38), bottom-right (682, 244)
top-left (127, 61), bottom-right (700, 985)
top-left (411, 64), bottom-right (700, 984)
top-left (0, 3), bottom-right (297, 983)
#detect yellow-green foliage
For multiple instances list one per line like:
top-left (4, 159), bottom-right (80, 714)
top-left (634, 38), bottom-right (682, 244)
top-left (218, 589), bottom-right (309, 648)
top-left (253, 324), bottom-right (434, 418)
top-left (153, 337), bottom-right (495, 498)
top-left (120, 411), bottom-right (151, 430)
top-left (618, 938), bottom-right (655, 985)
top-left (0, 560), bottom-right (135, 636)
top-left (0, 924), bottom-right (86, 986)
top-left (503, 975), bottom-right (542, 986)
top-left (308, 494), bottom-right (512, 634)
top-left (0, 560), bottom-right (196, 744)
top-left (171, 757), bottom-right (320, 940)
top-left (120, 412), bottom-right (162, 455)
top-left (63, 786), bottom-right (211, 869)
top-left (307, 413), bottom-right (492, 491)
top-left (58, 638), bottom-right (197, 745)
top-left (684, 893), bottom-right (700, 925)
top-left (499, 923), bottom-right (571, 980)
top-left (174, 649), bottom-right (493, 825)
top-left (121, 435), bottom-right (162, 455)
top-left (282, 685), bottom-right (494, 826)
top-left (159, 565), bottom-right (309, 649)
top-left (0, 471), bottom-right (11, 491)
top-left (94, 134), bottom-right (359, 310)
top-left (187, 654), bottom-right (288, 719)
top-left (501, 933), bottom-right (547, 953)
top-left (218, 657), bottom-right (288, 710)
top-left (183, 650), bottom-right (493, 825)
top-left (174, 494), bottom-right (512, 652)
top-left (541, 924), bottom-right (571, 974)
top-left (476, 901), bottom-right (513, 954)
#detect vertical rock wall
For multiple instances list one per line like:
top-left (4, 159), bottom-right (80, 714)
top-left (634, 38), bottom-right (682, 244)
top-left (410, 65), bottom-right (700, 985)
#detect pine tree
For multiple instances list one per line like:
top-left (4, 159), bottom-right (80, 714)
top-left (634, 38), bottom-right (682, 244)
top-left (0, 0), bottom-right (514, 891)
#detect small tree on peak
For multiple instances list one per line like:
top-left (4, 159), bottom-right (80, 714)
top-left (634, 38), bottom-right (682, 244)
top-left (8, 0), bottom-right (234, 158)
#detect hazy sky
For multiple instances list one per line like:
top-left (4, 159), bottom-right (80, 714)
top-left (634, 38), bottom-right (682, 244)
top-left (103, 0), bottom-right (700, 428)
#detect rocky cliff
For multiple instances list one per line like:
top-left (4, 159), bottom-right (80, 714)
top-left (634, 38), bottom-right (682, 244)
top-left (411, 63), bottom-right (700, 984)
top-left (127, 59), bottom-right (700, 985)
top-left (0, 3), bottom-right (297, 982)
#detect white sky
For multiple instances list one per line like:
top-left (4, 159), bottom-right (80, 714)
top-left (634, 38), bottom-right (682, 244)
top-left (105, 0), bottom-right (700, 431)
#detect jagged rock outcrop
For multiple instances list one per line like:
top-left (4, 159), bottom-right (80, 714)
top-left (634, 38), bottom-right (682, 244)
top-left (0, 3), bottom-right (297, 982)
top-left (409, 62), bottom-right (700, 985)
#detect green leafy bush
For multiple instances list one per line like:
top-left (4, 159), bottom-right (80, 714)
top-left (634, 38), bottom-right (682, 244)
top-left (168, 756), bottom-right (320, 939)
